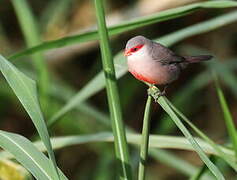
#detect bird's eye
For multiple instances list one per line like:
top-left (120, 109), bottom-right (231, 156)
top-left (130, 44), bottom-right (144, 53)
top-left (131, 48), bottom-right (138, 52)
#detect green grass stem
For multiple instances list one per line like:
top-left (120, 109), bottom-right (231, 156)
top-left (166, 95), bottom-right (237, 171)
top-left (94, 0), bottom-right (131, 179)
top-left (147, 86), bottom-right (224, 180)
top-left (138, 96), bottom-right (152, 180)
top-left (190, 155), bottom-right (216, 180)
top-left (213, 73), bottom-right (237, 158)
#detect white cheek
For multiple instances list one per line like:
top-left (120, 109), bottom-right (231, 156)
top-left (127, 47), bottom-right (148, 62)
top-left (127, 46), bottom-right (150, 74)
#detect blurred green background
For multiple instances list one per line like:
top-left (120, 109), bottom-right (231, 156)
top-left (0, 0), bottom-right (237, 179)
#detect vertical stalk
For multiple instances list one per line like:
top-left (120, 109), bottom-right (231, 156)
top-left (94, 0), bottom-right (131, 179)
top-left (138, 95), bottom-right (152, 180)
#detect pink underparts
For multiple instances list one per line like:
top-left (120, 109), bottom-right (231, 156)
top-left (130, 71), bottom-right (157, 84)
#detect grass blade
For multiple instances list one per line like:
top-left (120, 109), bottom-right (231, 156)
top-left (49, 10), bottom-right (237, 126)
top-left (213, 73), bottom-right (237, 158)
top-left (0, 133), bottom-right (234, 159)
top-left (149, 149), bottom-right (213, 180)
top-left (148, 87), bottom-right (224, 180)
top-left (138, 96), bottom-right (152, 180)
top-left (49, 78), bottom-right (205, 178)
top-left (39, 0), bottom-right (72, 32)
top-left (158, 10), bottom-right (237, 45)
top-left (0, 55), bottom-right (60, 179)
top-left (190, 155), bottom-right (216, 180)
top-left (166, 97), bottom-right (237, 171)
top-left (9, 1), bottom-right (237, 59)
top-left (0, 130), bottom-right (67, 180)
top-left (11, 0), bottom-right (49, 113)
top-left (157, 71), bottom-right (211, 134)
top-left (94, 0), bottom-right (131, 179)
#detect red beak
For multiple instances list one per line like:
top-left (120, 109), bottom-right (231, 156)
top-left (124, 49), bottom-right (132, 56)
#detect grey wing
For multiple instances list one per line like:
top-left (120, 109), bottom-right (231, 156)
top-left (151, 42), bottom-right (185, 65)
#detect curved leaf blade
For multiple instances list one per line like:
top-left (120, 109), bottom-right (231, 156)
top-left (0, 55), bottom-right (59, 179)
top-left (0, 133), bottom-right (233, 159)
top-left (0, 130), bottom-right (67, 180)
top-left (151, 93), bottom-right (224, 179)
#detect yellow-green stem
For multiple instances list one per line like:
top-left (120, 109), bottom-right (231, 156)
top-left (190, 155), bottom-right (215, 180)
top-left (147, 86), bottom-right (224, 180)
top-left (138, 95), bottom-right (152, 180)
top-left (94, 0), bottom-right (131, 179)
top-left (213, 73), bottom-right (237, 158)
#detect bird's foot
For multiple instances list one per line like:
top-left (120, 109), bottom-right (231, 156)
top-left (161, 86), bottom-right (168, 96)
top-left (154, 89), bottom-right (166, 102)
top-left (147, 85), bottom-right (167, 102)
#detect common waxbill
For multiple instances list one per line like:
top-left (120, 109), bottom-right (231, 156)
top-left (124, 36), bottom-right (212, 93)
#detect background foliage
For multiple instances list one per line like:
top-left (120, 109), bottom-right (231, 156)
top-left (0, 0), bottom-right (237, 179)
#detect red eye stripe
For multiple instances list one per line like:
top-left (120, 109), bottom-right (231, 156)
top-left (124, 44), bottom-right (144, 56)
top-left (131, 44), bottom-right (144, 52)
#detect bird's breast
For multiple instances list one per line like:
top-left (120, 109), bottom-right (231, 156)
top-left (127, 55), bottom-right (178, 85)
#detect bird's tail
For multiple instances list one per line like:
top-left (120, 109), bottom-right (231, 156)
top-left (179, 55), bottom-right (213, 69)
top-left (183, 55), bottom-right (213, 63)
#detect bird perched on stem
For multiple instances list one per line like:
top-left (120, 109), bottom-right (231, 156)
top-left (124, 35), bottom-right (212, 96)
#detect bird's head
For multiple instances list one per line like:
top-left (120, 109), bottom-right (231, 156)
top-left (124, 36), bottom-right (150, 57)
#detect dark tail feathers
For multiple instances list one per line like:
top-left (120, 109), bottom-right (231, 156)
top-left (183, 55), bottom-right (213, 63)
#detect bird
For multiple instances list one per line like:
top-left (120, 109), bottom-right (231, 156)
top-left (124, 35), bottom-right (212, 96)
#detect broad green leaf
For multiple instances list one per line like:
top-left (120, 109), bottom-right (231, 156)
top-left (0, 130), bottom-right (67, 180)
top-left (49, 10), bottom-right (237, 125)
top-left (0, 55), bottom-right (59, 179)
top-left (9, 1), bottom-right (237, 60)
